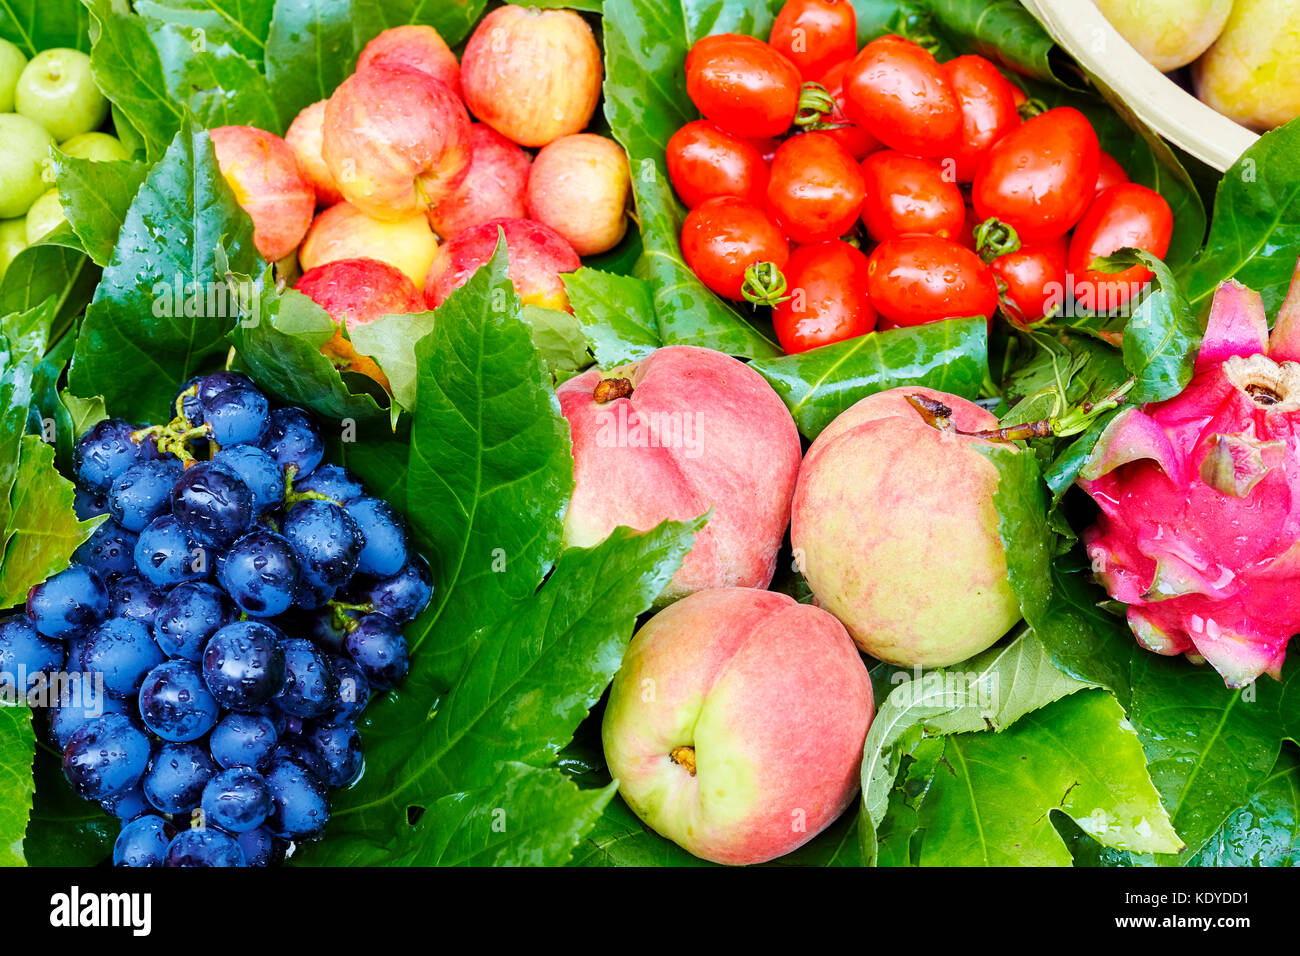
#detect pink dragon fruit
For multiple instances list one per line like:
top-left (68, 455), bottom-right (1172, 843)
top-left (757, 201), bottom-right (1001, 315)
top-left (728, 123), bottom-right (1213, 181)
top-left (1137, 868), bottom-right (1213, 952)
top-left (1079, 266), bottom-right (1300, 687)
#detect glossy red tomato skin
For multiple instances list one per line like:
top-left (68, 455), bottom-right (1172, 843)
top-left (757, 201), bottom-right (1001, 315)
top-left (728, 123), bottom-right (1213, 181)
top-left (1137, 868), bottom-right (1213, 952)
top-left (942, 55), bottom-right (1021, 183)
top-left (773, 240), bottom-right (877, 352)
top-left (842, 35), bottom-right (963, 159)
top-left (681, 196), bottom-right (790, 301)
top-left (769, 0), bottom-right (858, 81)
top-left (858, 151), bottom-right (965, 242)
top-left (1068, 183), bottom-right (1174, 310)
top-left (685, 34), bottom-right (802, 139)
top-left (817, 61), bottom-right (882, 160)
top-left (866, 234), bottom-right (999, 326)
top-left (1095, 150), bottom-right (1129, 194)
top-left (990, 236), bottom-right (1069, 326)
top-left (667, 120), bottom-right (770, 208)
top-left (971, 107), bottom-right (1101, 242)
top-left (765, 132), bottom-right (866, 243)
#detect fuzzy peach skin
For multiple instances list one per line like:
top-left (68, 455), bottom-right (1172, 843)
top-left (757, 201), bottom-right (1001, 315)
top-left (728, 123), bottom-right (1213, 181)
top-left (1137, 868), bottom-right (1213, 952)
top-left (424, 217), bottom-right (580, 311)
top-left (300, 200), bottom-right (438, 288)
top-left (322, 64), bottom-right (471, 221)
top-left (792, 386), bottom-right (1020, 666)
top-left (460, 5), bottom-right (602, 147)
top-left (357, 25), bottom-right (460, 95)
top-left (209, 125), bottom-right (315, 262)
top-left (602, 587), bottom-right (874, 865)
top-left (558, 346), bottom-right (802, 604)
top-left (294, 257), bottom-right (426, 391)
top-left (527, 133), bottom-right (631, 256)
top-left (284, 101), bottom-right (342, 207)
top-left (427, 124), bottom-right (531, 239)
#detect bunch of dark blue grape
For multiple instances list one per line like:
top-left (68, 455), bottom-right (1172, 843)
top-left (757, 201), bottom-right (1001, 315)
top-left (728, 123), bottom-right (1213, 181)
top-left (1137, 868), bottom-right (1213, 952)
top-left (0, 371), bottom-right (432, 867)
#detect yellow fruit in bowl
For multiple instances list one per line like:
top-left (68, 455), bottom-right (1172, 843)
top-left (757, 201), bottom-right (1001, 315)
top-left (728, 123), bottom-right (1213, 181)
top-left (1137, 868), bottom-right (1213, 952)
top-left (1194, 0), bottom-right (1300, 131)
top-left (1093, 0), bottom-right (1232, 72)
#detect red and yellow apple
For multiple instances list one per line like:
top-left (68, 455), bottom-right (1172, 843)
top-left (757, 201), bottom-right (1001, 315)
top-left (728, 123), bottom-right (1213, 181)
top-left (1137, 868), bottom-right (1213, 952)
top-left (209, 125), bottom-right (315, 262)
top-left (557, 345), bottom-right (803, 605)
top-left (602, 587), bottom-right (874, 865)
top-left (357, 25), bottom-right (460, 95)
top-left (426, 123), bottom-right (531, 240)
top-left (791, 386), bottom-right (1021, 666)
top-left (526, 133), bottom-right (631, 256)
top-left (322, 64), bottom-right (471, 221)
top-left (284, 100), bottom-right (342, 207)
top-left (300, 200), bottom-right (438, 288)
top-left (460, 5), bottom-right (602, 147)
top-left (424, 216), bottom-right (580, 311)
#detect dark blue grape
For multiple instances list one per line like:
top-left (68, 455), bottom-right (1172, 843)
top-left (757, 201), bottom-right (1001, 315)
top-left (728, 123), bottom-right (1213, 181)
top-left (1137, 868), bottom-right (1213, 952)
top-left (26, 564), bottom-right (108, 640)
top-left (196, 370), bottom-right (254, 407)
top-left (305, 721), bottom-right (362, 787)
top-left (80, 617), bottom-right (165, 698)
top-left (113, 815), bottom-right (176, 867)
top-left (275, 638), bottom-right (338, 719)
top-left (138, 660), bottom-right (220, 742)
top-left (294, 464), bottom-right (363, 504)
top-left (134, 515), bottom-right (209, 588)
top-left (100, 782), bottom-right (151, 821)
top-left (170, 461), bottom-right (254, 549)
top-left (73, 487), bottom-right (107, 520)
top-left (0, 614), bottom-right (63, 696)
top-left (261, 407), bottom-right (323, 478)
top-left (201, 767), bottom-right (272, 832)
top-left (309, 609), bottom-right (353, 653)
top-left (72, 418), bottom-right (158, 495)
top-left (164, 827), bottom-right (244, 867)
top-left (235, 826), bottom-right (282, 867)
top-left (107, 573), bottom-right (169, 629)
top-left (325, 655), bottom-right (369, 725)
top-left (283, 499), bottom-right (363, 590)
top-left (264, 755), bottom-right (330, 839)
top-left (142, 741), bottom-right (217, 814)
top-left (212, 444), bottom-right (284, 515)
top-left (72, 520), bottom-right (139, 585)
top-left (359, 556), bottom-right (433, 624)
top-left (271, 734), bottom-right (329, 781)
top-left (292, 577), bottom-right (335, 611)
top-left (345, 497), bottom-right (408, 578)
top-left (62, 713), bottom-right (151, 800)
top-left (201, 620), bottom-right (286, 709)
top-left (107, 458), bottom-right (182, 532)
top-left (217, 530), bottom-right (300, 617)
top-left (47, 693), bottom-right (125, 750)
top-left (204, 386), bottom-right (269, 445)
top-left (153, 581), bottom-right (236, 661)
top-left (208, 712), bottom-right (278, 770)
top-left (344, 614), bottom-right (409, 690)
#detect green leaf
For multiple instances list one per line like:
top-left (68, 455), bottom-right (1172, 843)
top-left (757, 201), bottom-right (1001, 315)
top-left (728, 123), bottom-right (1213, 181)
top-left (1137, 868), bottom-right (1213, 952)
top-left (347, 311), bottom-right (437, 415)
top-left (1189, 747), bottom-right (1300, 867)
top-left (1033, 565), bottom-right (1135, 702)
top-left (0, 0), bottom-right (92, 56)
top-left (1184, 120), bottom-right (1300, 314)
top-left (81, 0), bottom-right (186, 163)
top-left (602, 0), bottom-right (780, 359)
top-left (70, 121), bottom-right (262, 422)
top-left (750, 318), bottom-right (988, 440)
top-left (1103, 250), bottom-right (1198, 403)
top-left (148, 21), bottom-right (282, 133)
top-left (571, 795), bottom-right (713, 867)
top-left (0, 705), bottom-right (36, 867)
top-left (264, 0), bottom-right (362, 130)
top-left (519, 304), bottom-right (593, 383)
top-left (350, 0), bottom-right (489, 47)
top-left (923, 0), bottom-right (1059, 83)
top-left (564, 268), bottom-right (660, 367)
top-left (51, 154), bottom-right (149, 269)
top-left (0, 243), bottom-right (97, 329)
top-left (0, 301), bottom-right (53, 551)
top-left (23, 747), bottom-right (117, 867)
top-left (134, 0), bottom-right (276, 63)
top-left (976, 441), bottom-right (1053, 629)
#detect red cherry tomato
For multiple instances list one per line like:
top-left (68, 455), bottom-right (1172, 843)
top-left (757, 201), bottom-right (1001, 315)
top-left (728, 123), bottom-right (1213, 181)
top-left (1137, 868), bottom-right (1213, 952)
top-left (866, 234), bottom-right (999, 326)
top-left (667, 120), bottom-right (769, 209)
top-left (972, 107), bottom-right (1100, 242)
top-left (686, 34), bottom-right (802, 139)
top-left (816, 61), bottom-right (881, 160)
top-left (773, 240), bottom-right (877, 352)
top-left (681, 196), bottom-right (790, 301)
top-left (858, 150), bottom-right (965, 242)
top-left (765, 132), bottom-right (865, 243)
top-left (842, 35), bottom-right (963, 159)
top-left (1068, 183), bottom-right (1174, 310)
top-left (942, 55), bottom-right (1021, 183)
top-left (990, 236), bottom-right (1068, 326)
top-left (1095, 150), bottom-right (1129, 194)
top-left (769, 0), bottom-right (858, 81)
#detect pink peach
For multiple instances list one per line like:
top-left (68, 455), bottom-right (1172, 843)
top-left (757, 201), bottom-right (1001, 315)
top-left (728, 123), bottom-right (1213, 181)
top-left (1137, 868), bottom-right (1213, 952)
top-left (426, 123), bottom-right (531, 239)
top-left (356, 25), bottom-right (460, 95)
top-left (423, 216), bottom-right (579, 311)
top-left (209, 125), bottom-right (315, 262)
top-left (526, 133), bottom-right (631, 256)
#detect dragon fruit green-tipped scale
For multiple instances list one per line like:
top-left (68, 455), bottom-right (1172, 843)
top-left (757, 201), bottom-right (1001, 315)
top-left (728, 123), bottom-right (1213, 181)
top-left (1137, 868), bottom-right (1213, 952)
top-left (1079, 264), bottom-right (1300, 687)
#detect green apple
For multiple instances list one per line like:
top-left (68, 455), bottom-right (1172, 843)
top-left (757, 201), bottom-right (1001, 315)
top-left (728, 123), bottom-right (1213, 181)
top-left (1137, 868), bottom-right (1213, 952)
top-left (59, 131), bottom-right (129, 162)
top-left (1095, 0), bottom-right (1232, 72)
top-left (0, 218), bottom-right (27, 284)
top-left (15, 48), bottom-right (108, 142)
top-left (0, 38), bottom-right (27, 113)
top-left (1194, 0), bottom-right (1300, 130)
top-left (25, 189), bottom-right (65, 244)
top-left (0, 114), bottom-right (56, 219)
